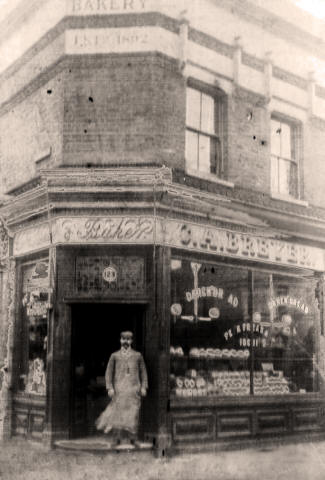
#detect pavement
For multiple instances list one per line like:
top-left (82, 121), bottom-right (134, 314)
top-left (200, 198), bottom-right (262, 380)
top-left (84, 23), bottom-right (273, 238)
top-left (1, 437), bottom-right (325, 480)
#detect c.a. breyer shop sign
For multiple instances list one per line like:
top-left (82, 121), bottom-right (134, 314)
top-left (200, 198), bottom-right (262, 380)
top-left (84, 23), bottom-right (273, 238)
top-left (13, 216), bottom-right (325, 271)
top-left (165, 221), bottom-right (324, 271)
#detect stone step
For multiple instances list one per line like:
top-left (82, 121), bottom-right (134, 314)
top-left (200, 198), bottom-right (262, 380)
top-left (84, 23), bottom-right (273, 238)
top-left (54, 437), bottom-right (153, 453)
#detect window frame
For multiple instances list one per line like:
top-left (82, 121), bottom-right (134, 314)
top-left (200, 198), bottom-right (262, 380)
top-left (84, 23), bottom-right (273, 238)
top-left (16, 257), bottom-right (49, 396)
top-left (185, 80), bottom-right (227, 179)
top-left (270, 114), bottom-right (302, 200)
top-left (169, 254), bottom-right (320, 399)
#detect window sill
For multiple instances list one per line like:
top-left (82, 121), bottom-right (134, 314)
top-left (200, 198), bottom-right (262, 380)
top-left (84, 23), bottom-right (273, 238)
top-left (271, 192), bottom-right (309, 207)
top-left (186, 168), bottom-right (235, 188)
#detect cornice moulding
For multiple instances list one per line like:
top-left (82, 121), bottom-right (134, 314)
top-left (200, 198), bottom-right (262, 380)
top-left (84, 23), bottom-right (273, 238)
top-left (0, 0), bottom-right (46, 46)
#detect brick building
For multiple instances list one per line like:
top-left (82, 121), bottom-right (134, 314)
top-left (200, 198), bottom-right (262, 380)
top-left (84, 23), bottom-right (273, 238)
top-left (0, 0), bottom-right (325, 454)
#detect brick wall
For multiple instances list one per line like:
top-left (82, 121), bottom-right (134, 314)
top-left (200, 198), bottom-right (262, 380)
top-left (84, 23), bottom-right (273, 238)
top-left (227, 88), bottom-right (270, 193)
top-left (62, 53), bottom-right (185, 169)
top-left (1, 48), bottom-right (324, 210)
top-left (0, 73), bottom-right (64, 195)
top-left (303, 118), bottom-right (325, 206)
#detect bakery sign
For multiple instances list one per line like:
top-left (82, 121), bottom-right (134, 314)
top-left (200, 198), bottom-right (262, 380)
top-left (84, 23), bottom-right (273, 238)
top-left (164, 221), bottom-right (324, 271)
top-left (13, 216), bottom-right (325, 272)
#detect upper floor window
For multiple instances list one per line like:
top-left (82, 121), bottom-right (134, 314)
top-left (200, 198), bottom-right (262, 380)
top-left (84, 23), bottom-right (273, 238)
top-left (270, 118), bottom-right (300, 199)
top-left (186, 86), bottom-right (224, 177)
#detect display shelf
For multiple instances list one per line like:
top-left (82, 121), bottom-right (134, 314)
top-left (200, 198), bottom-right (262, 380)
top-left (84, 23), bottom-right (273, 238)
top-left (170, 355), bottom-right (250, 361)
top-left (169, 391), bottom-right (323, 408)
top-left (13, 392), bottom-right (46, 406)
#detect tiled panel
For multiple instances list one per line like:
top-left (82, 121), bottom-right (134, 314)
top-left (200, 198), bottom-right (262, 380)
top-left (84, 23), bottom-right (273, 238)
top-left (217, 412), bottom-right (253, 438)
top-left (13, 411), bottom-right (28, 436)
top-left (30, 412), bottom-right (46, 439)
top-left (172, 413), bottom-right (215, 442)
top-left (257, 410), bottom-right (289, 434)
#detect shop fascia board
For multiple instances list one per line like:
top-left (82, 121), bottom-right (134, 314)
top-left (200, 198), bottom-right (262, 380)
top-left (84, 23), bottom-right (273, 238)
top-left (4, 168), bottom-right (325, 246)
top-left (0, 185), bottom-right (48, 223)
top-left (40, 166), bottom-right (173, 187)
top-left (0, 166), bottom-right (170, 222)
top-left (163, 183), bottom-right (325, 246)
top-left (228, 198), bottom-right (325, 247)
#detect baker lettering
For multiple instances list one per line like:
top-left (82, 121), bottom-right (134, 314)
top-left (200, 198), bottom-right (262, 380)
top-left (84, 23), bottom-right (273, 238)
top-left (76, 218), bottom-right (152, 241)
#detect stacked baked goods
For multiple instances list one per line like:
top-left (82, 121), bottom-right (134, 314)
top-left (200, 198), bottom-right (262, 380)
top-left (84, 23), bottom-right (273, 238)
top-left (254, 371), bottom-right (290, 395)
top-left (170, 369), bottom-right (291, 397)
top-left (188, 348), bottom-right (250, 359)
top-left (170, 346), bottom-right (184, 357)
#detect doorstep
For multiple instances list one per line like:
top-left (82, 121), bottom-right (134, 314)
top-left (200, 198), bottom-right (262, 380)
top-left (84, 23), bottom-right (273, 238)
top-left (54, 436), bottom-right (154, 453)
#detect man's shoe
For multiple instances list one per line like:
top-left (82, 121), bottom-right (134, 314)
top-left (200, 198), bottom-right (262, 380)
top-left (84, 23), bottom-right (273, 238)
top-left (130, 439), bottom-right (141, 448)
top-left (110, 439), bottom-right (121, 448)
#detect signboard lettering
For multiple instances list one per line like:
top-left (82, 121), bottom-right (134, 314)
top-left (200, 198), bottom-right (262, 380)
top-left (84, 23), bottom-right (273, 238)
top-left (56, 217), bottom-right (154, 243)
top-left (71, 29), bottom-right (149, 50)
top-left (171, 222), bottom-right (323, 271)
top-left (185, 286), bottom-right (224, 302)
top-left (268, 296), bottom-right (309, 314)
top-left (13, 216), bottom-right (325, 272)
top-left (71, 0), bottom-right (147, 13)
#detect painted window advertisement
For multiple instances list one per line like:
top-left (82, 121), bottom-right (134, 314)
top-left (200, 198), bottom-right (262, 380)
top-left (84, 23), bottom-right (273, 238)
top-left (19, 261), bottom-right (50, 396)
top-left (253, 272), bottom-right (319, 396)
top-left (170, 258), bottom-right (319, 399)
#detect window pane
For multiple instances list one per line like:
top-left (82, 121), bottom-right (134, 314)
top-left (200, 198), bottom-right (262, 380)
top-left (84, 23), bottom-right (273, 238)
top-left (270, 155), bottom-right (279, 193)
top-left (280, 122), bottom-right (292, 160)
top-left (198, 134), bottom-right (211, 173)
top-left (170, 260), bottom-right (250, 398)
top-left (186, 130), bottom-right (199, 170)
top-left (289, 161), bottom-right (298, 197)
top-left (278, 158), bottom-right (291, 196)
top-left (186, 87), bottom-right (201, 130)
top-left (253, 273), bottom-right (319, 395)
top-left (271, 119), bottom-right (281, 156)
top-left (201, 93), bottom-right (215, 134)
top-left (210, 137), bottom-right (222, 176)
top-left (19, 261), bottom-right (49, 395)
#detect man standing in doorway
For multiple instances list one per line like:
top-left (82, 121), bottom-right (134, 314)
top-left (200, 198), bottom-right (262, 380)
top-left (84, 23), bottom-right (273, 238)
top-left (96, 331), bottom-right (148, 448)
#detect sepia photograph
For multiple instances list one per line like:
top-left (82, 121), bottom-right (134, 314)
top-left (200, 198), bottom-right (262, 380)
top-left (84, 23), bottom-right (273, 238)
top-left (0, 0), bottom-right (325, 478)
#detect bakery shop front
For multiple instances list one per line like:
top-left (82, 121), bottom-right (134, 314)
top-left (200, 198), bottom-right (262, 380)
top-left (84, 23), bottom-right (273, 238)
top-left (2, 169), bottom-right (325, 453)
top-left (167, 222), bottom-right (325, 451)
top-left (7, 216), bottom-right (325, 452)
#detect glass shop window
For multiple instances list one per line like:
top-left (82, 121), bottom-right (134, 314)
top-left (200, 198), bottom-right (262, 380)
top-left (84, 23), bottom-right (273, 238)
top-left (170, 258), bottom-right (319, 399)
top-left (18, 261), bottom-right (49, 396)
top-left (170, 259), bottom-right (250, 398)
top-left (253, 272), bottom-right (319, 395)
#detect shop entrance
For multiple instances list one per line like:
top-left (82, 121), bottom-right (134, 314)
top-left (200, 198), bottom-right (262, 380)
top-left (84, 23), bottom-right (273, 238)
top-left (70, 303), bottom-right (145, 438)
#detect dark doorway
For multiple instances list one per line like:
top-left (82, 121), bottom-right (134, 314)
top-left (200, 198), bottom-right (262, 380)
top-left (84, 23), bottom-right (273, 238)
top-left (70, 303), bottom-right (145, 438)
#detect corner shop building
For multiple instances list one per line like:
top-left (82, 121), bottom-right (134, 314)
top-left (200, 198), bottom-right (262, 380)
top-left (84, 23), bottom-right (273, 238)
top-left (1, 0), bottom-right (325, 455)
top-left (0, 167), bottom-right (325, 453)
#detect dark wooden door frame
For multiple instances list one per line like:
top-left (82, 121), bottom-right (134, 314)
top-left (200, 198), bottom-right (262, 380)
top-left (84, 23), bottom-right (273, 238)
top-left (48, 299), bottom-right (150, 442)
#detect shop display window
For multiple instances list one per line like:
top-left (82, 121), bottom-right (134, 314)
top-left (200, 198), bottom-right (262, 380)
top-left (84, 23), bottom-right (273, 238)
top-left (253, 272), bottom-right (318, 395)
top-left (18, 261), bottom-right (49, 396)
top-left (170, 258), bottom-right (319, 399)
